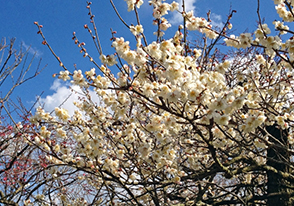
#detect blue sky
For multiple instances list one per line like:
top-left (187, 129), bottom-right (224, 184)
top-left (0, 0), bottom-right (280, 115)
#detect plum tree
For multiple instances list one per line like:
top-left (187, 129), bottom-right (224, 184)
top-left (29, 0), bottom-right (294, 205)
top-left (0, 38), bottom-right (46, 205)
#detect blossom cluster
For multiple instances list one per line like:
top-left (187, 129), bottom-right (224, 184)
top-left (29, 0), bottom-right (294, 205)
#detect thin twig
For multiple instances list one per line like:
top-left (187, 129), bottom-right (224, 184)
top-left (110, 0), bottom-right (130, 29)
top-left (86, 2), bottom-right (103, 55)
top-left (182, 0), bottom-right (188, 56)
top-left (134, 6), bottom-right (148, 47)
top-left (34, 22), bottom-right (68, 71)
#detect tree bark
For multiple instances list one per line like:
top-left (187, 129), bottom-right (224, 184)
top-left (266, 124), bottom-right (290, 206)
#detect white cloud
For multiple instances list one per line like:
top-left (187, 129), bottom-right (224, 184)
top-left (168, 1), bottom-right (224, 30)
top-left (38, 79), bottom-right (100, 116)
top-left (22, 41), bottom-right (43, 57)
top-left (210, 13), bottom-right (224, 29)
top-left (169, 0), bottom-right (197, 25)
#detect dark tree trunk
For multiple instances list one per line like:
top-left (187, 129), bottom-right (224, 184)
top-left (266, 124), bottom-right (290, 206)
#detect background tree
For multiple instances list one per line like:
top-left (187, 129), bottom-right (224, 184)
top-left (0, 38), bottom-right (47, 205)
top-left (29, 0), bottom-right (294, 205)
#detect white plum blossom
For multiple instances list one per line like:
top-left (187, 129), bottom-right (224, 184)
top-left (29, 0), bottom-right (294, 205)
top-left (99, 54), bottom-right (117, 66)
top-left (59, 70), bottom-right (70, 81)
top-left (125, 0), bottom-right (143, 12)
top-left (130, 24), bottom-right (144, 36)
